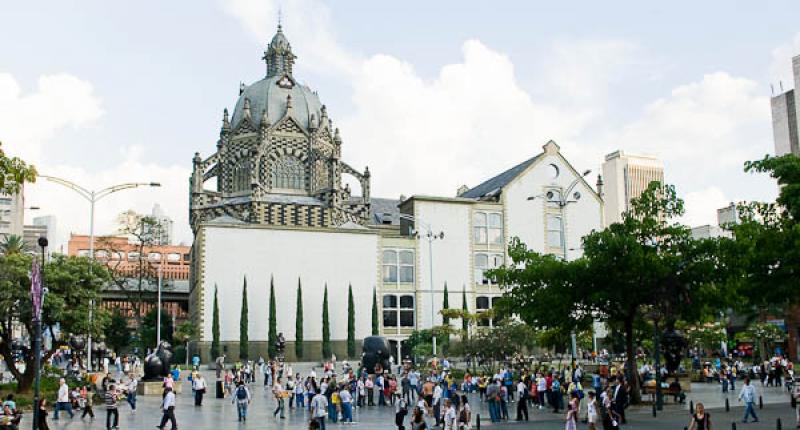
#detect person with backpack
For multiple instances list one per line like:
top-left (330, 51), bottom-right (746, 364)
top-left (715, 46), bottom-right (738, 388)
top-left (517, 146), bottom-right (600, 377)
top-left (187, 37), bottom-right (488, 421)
top-left (232, 381), bottom-right (251, 422)
top-left (311, 390), bottom-right (328, 430)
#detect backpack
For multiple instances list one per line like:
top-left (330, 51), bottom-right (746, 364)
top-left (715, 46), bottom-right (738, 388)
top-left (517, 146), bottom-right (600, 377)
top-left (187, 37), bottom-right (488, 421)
top-left (236, 386), bottom-right (247, 400)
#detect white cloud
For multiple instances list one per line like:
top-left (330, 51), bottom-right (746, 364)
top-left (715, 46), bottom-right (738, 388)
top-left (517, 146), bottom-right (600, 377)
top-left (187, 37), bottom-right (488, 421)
top-left (769, 32), bottom-right (800, 91)
top-left (0, 73), bottom-right (103, 163)
top-left (0, 73), bottom-right (190, 248)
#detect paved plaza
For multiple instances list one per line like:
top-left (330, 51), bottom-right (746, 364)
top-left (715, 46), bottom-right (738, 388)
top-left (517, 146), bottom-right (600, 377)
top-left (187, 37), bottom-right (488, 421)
top-left (39, 367), bottom-right (799, 430)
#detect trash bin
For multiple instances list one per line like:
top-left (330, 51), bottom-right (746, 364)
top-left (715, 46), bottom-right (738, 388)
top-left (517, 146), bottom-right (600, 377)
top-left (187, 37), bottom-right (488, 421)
top-left (216, 380), bottom-right (224, 398)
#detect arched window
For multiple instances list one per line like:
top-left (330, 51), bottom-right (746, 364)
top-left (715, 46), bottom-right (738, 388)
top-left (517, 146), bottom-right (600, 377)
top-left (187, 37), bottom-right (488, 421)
top-left (271, 156), bottom-right (305, 190)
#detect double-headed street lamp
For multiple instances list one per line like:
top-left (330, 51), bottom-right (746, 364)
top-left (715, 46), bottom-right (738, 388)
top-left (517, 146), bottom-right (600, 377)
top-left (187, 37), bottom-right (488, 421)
top-left (398, 213), bottom-right (444, 356)
top-left (528, 169), bottom-right (591, 368)
top-left (38, 175), bottom-right (160, 371)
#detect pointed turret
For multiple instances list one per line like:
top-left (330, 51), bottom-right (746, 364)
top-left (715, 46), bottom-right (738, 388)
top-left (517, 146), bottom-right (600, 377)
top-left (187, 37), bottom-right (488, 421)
top-left (221, 108), bottom-right (231, 134)
top-left (262, 24), bottom-right (297, 78)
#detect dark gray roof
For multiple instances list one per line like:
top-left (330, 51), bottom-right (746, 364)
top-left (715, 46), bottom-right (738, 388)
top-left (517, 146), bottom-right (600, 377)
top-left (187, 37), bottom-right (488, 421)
top-left (460, 154), bottom-right (542, 199)
top-left (368, 197), bottom-right (401, 225)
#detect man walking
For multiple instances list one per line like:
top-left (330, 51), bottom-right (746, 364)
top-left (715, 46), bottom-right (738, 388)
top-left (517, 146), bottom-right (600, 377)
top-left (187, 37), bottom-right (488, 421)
top-left (54, 378), bottom-right (74, 420)
top-left (311, 390), bottom-right (329, 430)
top-left (104, 384), bottom-right (119, 430)
top-left (192, 373), bottom-right (207, 406)
top-left (157, 387), bottom-right (177, 430)
top-left (738, 377), bottom-right (758, 423)
top-left (232, 381), bottom-right (251, 422)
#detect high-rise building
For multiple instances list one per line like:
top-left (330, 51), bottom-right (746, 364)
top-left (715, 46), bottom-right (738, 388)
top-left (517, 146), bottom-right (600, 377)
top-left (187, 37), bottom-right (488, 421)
top-left (150, 204), bottom-right (173, 245)
top-left (771, 55), bottom-right (800, 156)
top-left (601, 150), bottom-right (664, 225)
top-left (0, 189), bottom-right (25, 240)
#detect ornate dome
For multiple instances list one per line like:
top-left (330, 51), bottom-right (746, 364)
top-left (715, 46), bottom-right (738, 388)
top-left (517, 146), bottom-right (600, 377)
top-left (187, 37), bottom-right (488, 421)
top-left (230, 76), bottom-right (323, 131)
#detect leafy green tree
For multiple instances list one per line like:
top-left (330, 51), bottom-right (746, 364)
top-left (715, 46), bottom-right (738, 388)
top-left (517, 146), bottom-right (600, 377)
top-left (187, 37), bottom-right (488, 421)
top-left (239, 277), bottom-right (249, 360)
top-left (211, 285), bottom-right (220, 359)
top-left (322, 284), bottom-right (331, 359)
top-left (347, 284), bottom-right (356, 358)
top-left (295, 278), bottom-right (304, 359)
top-left (139, 307), bottom-right (174, 351)
top-left (719, 155), bottom-right (800, 319)
top-left (0, 142), bottom-right (37, 195)
top-left (268, 276), bottom-right (277, 358)
top-left (735, 321), bottom-right (787, 360)
top-left (493, 182), bottom-right (725, 404)
top-left (105, 311), bottom-right (132, 354)
top-left (371, 287), bottom-right (379, 335)
top-left (0, 254), bottom-right (110, 392)
top-left (0, 235), bottom-right (25, 255)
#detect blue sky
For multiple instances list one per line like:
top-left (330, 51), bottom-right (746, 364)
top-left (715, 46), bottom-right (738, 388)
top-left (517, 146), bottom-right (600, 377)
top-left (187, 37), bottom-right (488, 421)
top-left (1, 0), bottom-right (797, 247)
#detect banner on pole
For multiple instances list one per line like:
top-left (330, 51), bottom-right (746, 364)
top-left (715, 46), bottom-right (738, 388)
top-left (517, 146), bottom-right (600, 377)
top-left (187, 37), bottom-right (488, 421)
top-left (31, 259), bottom-right (43, 321)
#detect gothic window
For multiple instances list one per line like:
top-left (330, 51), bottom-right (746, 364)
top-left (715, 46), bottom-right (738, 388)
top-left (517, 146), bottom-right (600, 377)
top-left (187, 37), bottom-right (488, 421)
top-left (231, 159), bottom-right (251, 192)
top-left (271, 156), bottom-right (305, 190)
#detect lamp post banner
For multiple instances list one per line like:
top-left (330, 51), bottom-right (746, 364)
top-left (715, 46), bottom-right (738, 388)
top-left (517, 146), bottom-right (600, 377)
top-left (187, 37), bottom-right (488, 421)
top-left (31, 259), bottom-right (43, 321)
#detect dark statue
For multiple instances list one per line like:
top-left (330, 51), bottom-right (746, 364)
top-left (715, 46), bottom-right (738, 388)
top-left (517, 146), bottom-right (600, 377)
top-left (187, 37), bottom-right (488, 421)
top-left (661, 328), bottom-right (687, 374)
top-left (143, 341), bottom-right (173, 381)
top-left (361, 336), bottom-right (391, 374)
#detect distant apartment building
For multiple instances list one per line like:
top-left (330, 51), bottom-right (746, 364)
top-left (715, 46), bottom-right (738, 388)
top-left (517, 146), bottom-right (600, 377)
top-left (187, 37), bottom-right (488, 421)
top-left (23, 223), bottom-right (47, 253)
top-left (771, 55), bottom-right (800, 156)
top-left (0, 190), bottom-right (25, 239)
top-left (601, 150), bottom-right (664, 225)
top-left (67, 234), bottom-right (190, 324)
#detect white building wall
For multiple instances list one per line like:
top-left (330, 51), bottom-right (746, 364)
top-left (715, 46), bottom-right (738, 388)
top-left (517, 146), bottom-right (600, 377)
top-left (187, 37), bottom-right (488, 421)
top-left (504, 152), bottom-right (602, 259)
top-left (413, 200), bottom-right (472, 329)
top-left (201, 225), bottom-right (379, 342)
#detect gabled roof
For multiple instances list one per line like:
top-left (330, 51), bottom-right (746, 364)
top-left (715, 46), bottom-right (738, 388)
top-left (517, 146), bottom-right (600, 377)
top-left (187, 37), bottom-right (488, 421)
top-left (367, 197), bottom-right (401, 225)
top-left (459, 154), bottom-right (542, 199)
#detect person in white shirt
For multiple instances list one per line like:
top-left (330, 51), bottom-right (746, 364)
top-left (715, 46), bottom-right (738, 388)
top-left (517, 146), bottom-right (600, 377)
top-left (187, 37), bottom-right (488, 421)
top-left (157, 387), bottom-right (177, 430)
top-left (126, 374), bottom-right (138, 413)
top-left (515, 380), bottom-right (528, 421)
top-left (586, 391), bottom-right (598, 430)
top-left (738, 377), bottom-right (758, 423)
top-left (54, 378), bottom-right (74, 420)
top-left (443, 398), bottom-right (457, 430)
top-left (339, 386), bottom-right (353, 422)
top-left (193, 373), bottom-right (207, 406)
top-left (433, 383), bottom-right (443, 425)
top-left (311, 391), bottom-right (328, 429)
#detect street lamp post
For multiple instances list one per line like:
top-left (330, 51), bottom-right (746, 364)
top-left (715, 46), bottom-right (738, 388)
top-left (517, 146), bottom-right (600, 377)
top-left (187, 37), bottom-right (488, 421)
top-left (156, 265), bottom-right (162, 347)
top-left (399, 214), bottom-right (444, 356)
top-left (32, 237), bottom-right (47, 430)
top-left (528, 169), bottom-right (591, 369)
top-left (39, 175), bottom-right (160, 371)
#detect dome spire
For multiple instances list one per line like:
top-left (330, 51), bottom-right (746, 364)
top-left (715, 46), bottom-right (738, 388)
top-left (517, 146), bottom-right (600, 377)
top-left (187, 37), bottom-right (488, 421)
top-left (262, 22), bottom-right (296, 78)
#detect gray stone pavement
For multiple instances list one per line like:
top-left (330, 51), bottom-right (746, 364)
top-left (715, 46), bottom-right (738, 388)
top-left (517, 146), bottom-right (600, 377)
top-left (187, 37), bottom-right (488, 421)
top-left (39, 366), bottom-right (799, 430)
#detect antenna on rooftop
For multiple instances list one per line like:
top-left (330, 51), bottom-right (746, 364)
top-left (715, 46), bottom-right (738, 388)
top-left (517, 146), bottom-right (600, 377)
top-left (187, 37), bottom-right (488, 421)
top-left (771, 83), bottom-right (775, 96)
top-left (780, 81), bottom-right (784, 92)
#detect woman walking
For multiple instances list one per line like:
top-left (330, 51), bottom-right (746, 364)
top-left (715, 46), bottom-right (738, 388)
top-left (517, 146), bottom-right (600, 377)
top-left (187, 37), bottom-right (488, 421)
top-left (687, 402), bottom-right (712, 430)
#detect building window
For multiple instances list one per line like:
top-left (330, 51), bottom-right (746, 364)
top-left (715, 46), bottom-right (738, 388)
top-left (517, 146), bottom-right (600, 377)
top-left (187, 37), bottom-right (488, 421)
top-left (474, 253), bottom-right (504, 285)
top-left (77, 249), bottom-right (90, 257)
top-left (473, 211), bottom-right (503, 246)
top-left (271, 156), bottom-right (305, 190)
top-left (148, 252), bottom-right (161, 261)
top-left (127, 252), bottom-right (140, 261)
top-left (382, 249), bottom-right (414, 284)
top-left (383, 294), bottom-right (415, 328)
top-left (167, 253), bottom-right (181, 262)
top-left (475, 296), bottom-right (502, 327)
top-left (546, 214), bottom-right (563, 249)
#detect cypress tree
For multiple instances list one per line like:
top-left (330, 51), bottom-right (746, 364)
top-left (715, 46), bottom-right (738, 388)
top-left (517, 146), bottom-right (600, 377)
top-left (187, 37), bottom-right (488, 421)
top-left (239, 277), bottom-right (249, 360)
top-left (371, 287), bottom-right (379, 335)
top-left (442, 283), bottom-right (450, 350)
top-left (295, 278), bottom-right (304, 359)
top-left (461, 286), bottom-right (469, 338)
top-left (347, 284), bottom-right (356, 358)
top-left (268, 276), bottom-right (277, 359)
top-left (211, 285), bottom-right (220, 359)
top-left (322, 284), bottom-right (331, 359)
